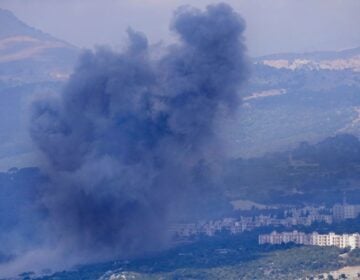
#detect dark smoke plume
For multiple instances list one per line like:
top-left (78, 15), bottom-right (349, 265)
top-left (8, 3), bottom-right (248, 273)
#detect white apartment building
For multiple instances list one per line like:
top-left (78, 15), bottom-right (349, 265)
top-left (311, 232), bottom-right (360, 249)
top-left (259, 231), bottom-right (360, 250)
top-left (258, 230), bottom-right (312, 245)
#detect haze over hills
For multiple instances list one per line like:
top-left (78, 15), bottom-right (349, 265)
top-left (223, 46), bottom-right (360, 158)
top-left (0, 8), bottom-right (78, 84)
top-left (0, 9), bottom-right (79, 169)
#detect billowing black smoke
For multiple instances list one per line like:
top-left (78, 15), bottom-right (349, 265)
top-left (28, 2), bottom-right (248, 268)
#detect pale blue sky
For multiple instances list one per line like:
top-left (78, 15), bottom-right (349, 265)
top-left (0, 0), bottom-right (360, 56)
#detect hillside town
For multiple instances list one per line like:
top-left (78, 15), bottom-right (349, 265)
top-left (169, 202), bottom-right (360, 239)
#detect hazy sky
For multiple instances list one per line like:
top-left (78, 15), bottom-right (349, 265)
top-left (0, 0), bottom-right (360, 56)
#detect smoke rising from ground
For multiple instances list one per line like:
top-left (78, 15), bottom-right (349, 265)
top-left (1, 3), bottom-right (248, 276)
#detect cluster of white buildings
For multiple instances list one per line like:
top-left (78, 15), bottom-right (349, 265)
top-left (259, 230), bottom-right (360, 250)
top-left (169, 203), bottom-right (360, 240)
top-left (285, 203), bottom-right (360, 223)
top-left (333, 203), bottom-right (360, 221)
top-left (170, 208), bottom-right (333, 239)
top-left (169, 214), bottom-right (332, 239)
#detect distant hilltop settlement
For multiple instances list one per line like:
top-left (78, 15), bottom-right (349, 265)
top-left (259, 231), bottom-right (360, 250)
top-left (169, 201), bottom-right (360, 241)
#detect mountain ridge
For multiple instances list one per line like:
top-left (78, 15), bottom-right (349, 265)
top-left (0, 8), bottom-right (55, 41)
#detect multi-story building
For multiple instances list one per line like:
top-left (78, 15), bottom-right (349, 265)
top-left (311, 232), bottom-right (360, 249)
top-left (259, 231), bottom-right (360, 250)
top-left (259, 230), bottom-right (312, 245)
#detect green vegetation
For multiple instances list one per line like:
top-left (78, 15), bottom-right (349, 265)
top-left (162, 246), bottom-right (344, 280)
top-left (223, 134), bottom-right (360, 205)
top-left (35, 231), bottom-right (360, 280)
